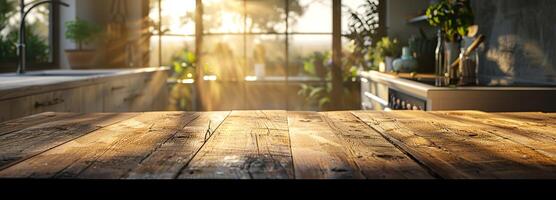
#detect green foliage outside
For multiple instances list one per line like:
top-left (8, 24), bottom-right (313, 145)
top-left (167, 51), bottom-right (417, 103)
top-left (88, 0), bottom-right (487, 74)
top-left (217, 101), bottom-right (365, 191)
top-left (0, 0), bottom-right (49, 64)
top-left (426, 0), bottom-right (474, 42)
top-left (297, 50), bottom-right (359, 110)
top-left (343, 0), bottom-right (380, 71)
top-left (168, 48), bottom-right (197, 110)
top-left (64, 18), bottom-right (102, 50)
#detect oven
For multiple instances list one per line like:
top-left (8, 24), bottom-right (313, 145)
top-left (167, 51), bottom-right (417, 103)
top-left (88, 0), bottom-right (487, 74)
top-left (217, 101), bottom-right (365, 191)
top-left (388, 88), bottom-right (427, 111)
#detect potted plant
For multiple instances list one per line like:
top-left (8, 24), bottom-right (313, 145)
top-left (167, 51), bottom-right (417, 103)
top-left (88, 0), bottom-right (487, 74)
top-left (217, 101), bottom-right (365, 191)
top-left (372, 37), bottom-right (401, 72)
top-left (64, 18), bottom-right (102, 69)
top-left (425, 0), bottom-right (474, 64)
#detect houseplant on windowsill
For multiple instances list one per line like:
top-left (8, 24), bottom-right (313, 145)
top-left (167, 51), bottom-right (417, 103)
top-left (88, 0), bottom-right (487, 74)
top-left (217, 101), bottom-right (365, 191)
top-left (64, 18), bottom-right (102, 69)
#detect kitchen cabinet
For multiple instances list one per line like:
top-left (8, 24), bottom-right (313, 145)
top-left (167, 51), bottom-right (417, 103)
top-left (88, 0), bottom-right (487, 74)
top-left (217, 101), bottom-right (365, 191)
top-left (0, 67), bottom-right (169, 122)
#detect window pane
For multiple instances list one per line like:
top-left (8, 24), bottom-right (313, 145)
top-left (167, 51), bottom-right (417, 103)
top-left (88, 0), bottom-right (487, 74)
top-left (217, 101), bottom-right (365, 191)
top-left (288, 0), bottom-right (332, 33)
top-left (201, 35), bottom-right (245, 80)
top-left (150, 35), bottom-right (195, 67)
top-left (288, 34), bottom-right (332, 79)
top-left (246, 35), bottom-right (286, 77)
top-left (150, 0), bottom-right (196, 35)
top-left (341, 0), bottom-right (379, 34)
top-left (1, 0), bottom-right (51, 64)
top-left (202, 0), bottom-right (244, 33)
top-left (245, 0), bottom-right (286, 33)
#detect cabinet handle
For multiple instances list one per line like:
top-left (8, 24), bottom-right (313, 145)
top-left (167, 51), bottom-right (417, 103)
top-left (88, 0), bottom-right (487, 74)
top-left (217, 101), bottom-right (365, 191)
top-left (35, 98), bottom-right (65, 108)
top-left (124, 93), bottom-right (143, 102)
top-left (111, 86), bottom-right (126, 91)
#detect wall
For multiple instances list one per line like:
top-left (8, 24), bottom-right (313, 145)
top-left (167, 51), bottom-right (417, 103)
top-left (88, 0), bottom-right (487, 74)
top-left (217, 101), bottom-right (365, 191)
top-left (472, 0), bottom-right (556, 83)
top-left (58, 0), bottom-right (150, 69)
top-left (385, 0), bottom-right (431, 45)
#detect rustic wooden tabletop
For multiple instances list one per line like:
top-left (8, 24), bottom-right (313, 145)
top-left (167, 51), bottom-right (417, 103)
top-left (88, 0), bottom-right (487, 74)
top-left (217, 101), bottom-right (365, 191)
top-left (0, 110), bottom-right (555, 179)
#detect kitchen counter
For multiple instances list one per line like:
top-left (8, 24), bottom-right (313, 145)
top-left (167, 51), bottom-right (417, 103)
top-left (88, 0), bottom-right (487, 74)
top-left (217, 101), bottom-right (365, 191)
top-left (0, 67), bottom-right (169, 100)
top-left (359, 70), bottom-right (556, 112)
top-left (0, 110), bottom-right (555, 179)
top-left (0, 67), bottom-right (170, 122)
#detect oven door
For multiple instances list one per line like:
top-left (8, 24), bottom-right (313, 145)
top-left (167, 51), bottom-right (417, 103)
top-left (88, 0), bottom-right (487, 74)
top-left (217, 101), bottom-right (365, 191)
top-left (388, 88), bottom-right (427, 111)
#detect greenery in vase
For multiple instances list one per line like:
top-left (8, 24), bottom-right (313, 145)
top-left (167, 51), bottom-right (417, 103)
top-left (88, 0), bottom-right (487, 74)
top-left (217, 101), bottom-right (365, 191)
top-left (64, 18), bottom-right (102, 50)
top-left (371, 36), bottom-right (400, 66)
top-left (425, 0), bottom-right (474, 42)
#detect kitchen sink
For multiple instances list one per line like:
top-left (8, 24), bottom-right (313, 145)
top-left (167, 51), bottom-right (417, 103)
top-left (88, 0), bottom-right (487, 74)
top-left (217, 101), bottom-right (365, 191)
top-left (0, 70), bottom-right (116, 77)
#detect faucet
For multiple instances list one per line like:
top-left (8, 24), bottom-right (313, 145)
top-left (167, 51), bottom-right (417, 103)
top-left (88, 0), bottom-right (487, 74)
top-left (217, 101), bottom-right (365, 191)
top-left (17, 0), bottom-right (69, 75)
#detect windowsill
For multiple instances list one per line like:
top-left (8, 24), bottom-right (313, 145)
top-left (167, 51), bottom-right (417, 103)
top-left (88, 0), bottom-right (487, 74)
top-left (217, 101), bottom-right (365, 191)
top-left (169, 76), bottom-right (330, 85)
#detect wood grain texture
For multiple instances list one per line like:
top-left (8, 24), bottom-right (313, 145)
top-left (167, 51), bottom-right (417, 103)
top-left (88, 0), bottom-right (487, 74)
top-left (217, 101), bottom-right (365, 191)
top-left (0, 112), bottom-right (79, 136)
top-left (125, 111), bottom-right (230, 179)
top-left (288, 111), bottom-right (365, 179)
top-left (0, 110), bottom-right (555, 179)
top-left (0, 112), bottom-right (193, 178)
top-left (0, 112), bottom-right (137, 171)
top-left (353, 111), bottom-right (494, 179)
top-left (178, 110), bottom-right (293, 179)
top-left (431, 111), bottom-right (556, 159)
top-left (322, 111), bottom-right (433, 179)
top-left (353, 111), bottom-right (556, 179)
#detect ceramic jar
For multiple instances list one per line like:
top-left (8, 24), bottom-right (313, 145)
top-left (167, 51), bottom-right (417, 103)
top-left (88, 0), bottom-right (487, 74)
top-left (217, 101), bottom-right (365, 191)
top-left (392, 47), bottom-right (418, 72)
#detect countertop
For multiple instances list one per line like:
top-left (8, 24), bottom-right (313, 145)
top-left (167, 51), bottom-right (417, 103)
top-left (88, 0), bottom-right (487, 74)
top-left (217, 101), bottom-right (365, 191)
top-left (0, 67), bottom-right (169, 100)
top-left (0, 110), bottom-right (555, 179)
top-left (359, 70), bottom-right (556, 99)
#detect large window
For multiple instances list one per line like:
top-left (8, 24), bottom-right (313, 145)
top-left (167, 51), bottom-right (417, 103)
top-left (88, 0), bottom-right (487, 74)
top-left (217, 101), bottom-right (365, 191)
top-left (0, 0), bottom-right (56, 71)
top-left (151, 0), bottom-right (381, 111)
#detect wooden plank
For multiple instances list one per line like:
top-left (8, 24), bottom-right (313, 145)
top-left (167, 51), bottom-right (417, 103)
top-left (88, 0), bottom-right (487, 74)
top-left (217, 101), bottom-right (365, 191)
top-left (125, 111), bottom-right (230, 179)
top-left (75, 112), bottom-right (200, 179)
top-left (0, 112), bottom-right (80, 136)
top-left (322, 112), bottom-right (433, 179)
top-left (288, 111), bottom-right (365, 179)
top-left (431, 111), bottom-right (556, 159)
top-left (0, 112), bottom-right (137, 171)
top-left (353, 111), bottom-right (497, 179)
top-left (177, 110), bottom-right (294, 179)
top-left (0, 112), bottom-right (196, 178)
top-left (353, 111), bottom-right (556, 179)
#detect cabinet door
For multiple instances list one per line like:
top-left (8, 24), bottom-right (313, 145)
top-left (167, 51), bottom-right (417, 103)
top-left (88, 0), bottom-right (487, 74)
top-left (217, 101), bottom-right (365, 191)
top-left (31, 88), bottom-right (80, 113)
top-left (138, 70), bottom-right (168, 111)
top-left (128, 71), bottom-right (168, 112)
top-left (0, 88), bottom-right (80, 122)
top-left (103, 78), bottom-right (132, 112)
top-left (126, 74), bottom-right (148, 112)
top-left (0, 96), bottom-right (32, 122)
top-left (80, 84), bottom-right (104, 113)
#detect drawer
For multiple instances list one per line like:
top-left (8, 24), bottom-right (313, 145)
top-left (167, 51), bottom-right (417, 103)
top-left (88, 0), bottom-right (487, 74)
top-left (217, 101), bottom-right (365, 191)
top-left (360, 77), bottom-right (389, 111)
top-left (0, 88), bottom-right (80, 122)
top-left (80, 84), bottom-right (104, 113)
top-left (103, 78), bottom-right (134, 112)
top-left (103, 73), bottom-right (161, 112)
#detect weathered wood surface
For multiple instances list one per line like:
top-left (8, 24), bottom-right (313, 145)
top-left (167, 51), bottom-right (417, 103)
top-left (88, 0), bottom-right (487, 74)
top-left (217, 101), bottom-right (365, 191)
top-left (0, 110), bottom-right (555, 179)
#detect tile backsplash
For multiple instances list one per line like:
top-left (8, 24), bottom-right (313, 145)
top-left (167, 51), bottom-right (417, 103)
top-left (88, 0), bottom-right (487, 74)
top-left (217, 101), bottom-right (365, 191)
top-left (472, 0), bottom-right (556, 84)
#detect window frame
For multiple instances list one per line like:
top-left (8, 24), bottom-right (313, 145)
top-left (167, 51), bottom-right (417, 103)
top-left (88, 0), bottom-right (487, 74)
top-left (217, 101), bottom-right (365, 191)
top-left (152, 0), bottom-right (386, 110)
top-left (0, 0), bottom-right (61, 72)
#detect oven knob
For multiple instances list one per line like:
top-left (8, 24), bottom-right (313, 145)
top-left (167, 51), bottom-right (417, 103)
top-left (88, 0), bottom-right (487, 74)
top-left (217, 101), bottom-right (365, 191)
top-left (412, 105), bottom-right (419, 110)
top-left (406, 103), bottom-right (412, 110)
